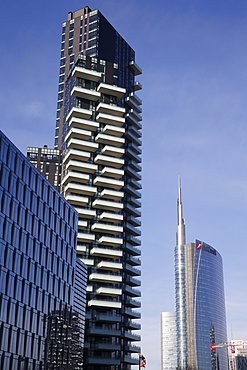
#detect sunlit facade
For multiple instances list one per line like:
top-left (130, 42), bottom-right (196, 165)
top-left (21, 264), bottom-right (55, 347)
top-left (54, 6), bottom-right (142, 370)
top-left (161, 312), bottom-right (177, 370)
top-left (0, 131), bottom-right (87, 369)
top-left (175, 240), bottom-right (228, 370)
top-left (175, 177), bottom-right (228, 369)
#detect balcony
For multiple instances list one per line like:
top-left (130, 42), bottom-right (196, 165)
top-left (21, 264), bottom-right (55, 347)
top-left (127, 215), bottom-right (141, 227)
top-left (66, 106), bottom-right (92, 121)
top-left (97, 83), bottom-right (125, 99)
top-left (68, 116), bottom-right (99, 131)
top-left (101, 145), bottom-right (124, 158)
top-left (127, 92), bottom-right (142, 106)
top-left (65, 194), bottom-right (88, 206)
top-left (125, 96), bottom-right (142, 114)
top-left (94, 313), bottom-right (121, 322)
top-left (126, 297), bottom-right (141, 308)
top-left (71, 86), bottom-right (100, 101)
top-left (124, 221), bottom-right (141, 236)
top-left (128, 255), bottom-right (141, 266)
top-left (77, 232), bottom-right (95, 243)
top-left (129, 124), bottom-right (142, 138)
top-left (93, 176), bottom-right (124, 190)
top-left (127, 177), bottom-right (142, 190)
top-left (125, 147), bottom-right (141, 162)
top-left (87, 325), bottom-right (121, 336)
top-left (91, 222), bottom-right (123, 234)
top-left (103, 124), bottom-right (125, 137)
top-left (90, 247), bottom-right (122, 259)
top-left (85, 357), bottom-right (120, 366)
top-left (98, 236), bottom-right (123, 247)
top-left (64, 183), bottom-right (97, 196)
top-left (75, 207), bottom-right (96, 219)
top-left (125, 183), bottom-right (141, 199)
top-left (94, 154), bottom-right (124, 168)
top-left (125, 112), bottom-right (142, 129)
top-left (126, 344), bottom-right (141, 353)
top-left (78, 220), bottom-right (87, 229)
top-left (77, 245), bottom-right (87, 253)
top-left (96, 112), bottom-right (125, 127)
top-left (126, 130), bottom-right (142, 147)
top-left (64, 160), bottom-right (97, 174)
top-left (129, 61), bottom-right (142, 76)
top-left (126, 235), bottom-right (141, 246)
top-left (96, 287), bottom-right (122, 296)
top-left (128, 109), bottom-right (142, 122)
top-left (125, 203), bottom-right (141, 218)
top-left (89, 272), bottom-right (122, 284)
top-left (95, 343), bottom-right (121, 351)
top-left (132, 81), bottom-right (142, 91)
top-left (125, 165), bottom-right (142, 181)
top-left (72, 66), bottom-right (101, 81)
top-left (99, 212), bottom-right (123, 224)
top-left (123, 308), bottom-right (141, 319)
top-left (128, 160), bottom-right (142, 172)
top-left (124, 263), bottom-right (141, 276)
top-left (124, 285), bottom-right (141, 297)
top-left (97, 261), bottom-right (122, 271)
top-left (124, 243), bottom-right (141, 256)
top-left (101, 167), bottom-right (124, 180)
top-left (100, 188), bottom-right (123, 201)
top-left (126, 275), bottom-right (141, 287)
top-left (93, 199), bottom-right (123, 212)
top-left (128, 196), bottom-right (141, 208)
top-left (63, 148), bottom-right (90, 163)
top-left (81, 258), bottom-right (94, 267)
top-left (95, 133), bottom-right (125, 147)
top-left (124, 331), bottom-right (141, 341)
top-left (96, 102), bottom-right (125, 117)
top-left (61, 171), bottom-right (89, 185)
top-left (67, 137), bottom-right (98, 152)
top-left (124, 356), bottom-right (139, 365)
top-left (128, 142), bottom-right (142, 155)
top-left (65, 127), bottom-right (91, 142)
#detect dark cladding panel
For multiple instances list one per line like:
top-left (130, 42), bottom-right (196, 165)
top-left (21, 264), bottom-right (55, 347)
top-left (98, 14), bottom-right (116, 64)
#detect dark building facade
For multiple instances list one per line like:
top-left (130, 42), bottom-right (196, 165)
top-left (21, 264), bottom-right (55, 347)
top-left (52, 6), bottom-right (142, 370)
top-left (0, 131), bottom-right (87, 369)
top-left (27, 145), bottom-right (63, 191)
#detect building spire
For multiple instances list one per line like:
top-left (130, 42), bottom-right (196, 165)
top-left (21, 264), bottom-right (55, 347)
top-left (176, 174), bottom-right (186, 246)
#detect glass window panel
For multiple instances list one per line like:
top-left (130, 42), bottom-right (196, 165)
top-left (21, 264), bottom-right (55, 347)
top-left (0, 297), bottom-right (8, 322)
top-left (17, 179), bottom-right (25, 203)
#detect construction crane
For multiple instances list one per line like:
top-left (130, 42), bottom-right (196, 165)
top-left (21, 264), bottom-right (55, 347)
top-left (210, 340), bottom-right (247, 353)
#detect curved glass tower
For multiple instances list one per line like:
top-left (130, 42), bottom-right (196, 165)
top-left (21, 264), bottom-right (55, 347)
top-left (175, 178), bottom-right (228, 370)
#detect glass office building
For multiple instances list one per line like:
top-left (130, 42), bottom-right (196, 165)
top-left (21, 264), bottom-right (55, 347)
top-left (0, 131), bottom-right (87, 370)
top-left (175, 240), bottom-right (228, 370)
top-left (175, 178), bottom-right (228, 369)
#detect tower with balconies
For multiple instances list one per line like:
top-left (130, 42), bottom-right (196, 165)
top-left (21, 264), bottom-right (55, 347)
top-left (56, 7), bottom-right (142, 370)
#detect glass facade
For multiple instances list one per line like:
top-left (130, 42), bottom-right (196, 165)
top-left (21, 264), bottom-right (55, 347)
top-left (0, 131), bottom-right (87, 369)
top-left (175, 240), bottom-right (228, 370)
top-left (161, 312), bottom-right (177, 370)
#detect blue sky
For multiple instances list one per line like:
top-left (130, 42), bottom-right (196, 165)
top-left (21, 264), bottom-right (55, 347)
top-left (1, 0), bottom-right (247, 368)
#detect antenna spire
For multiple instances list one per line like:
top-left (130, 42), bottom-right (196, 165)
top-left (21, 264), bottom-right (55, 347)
top-left (176, 174), bottom-right (186, 246)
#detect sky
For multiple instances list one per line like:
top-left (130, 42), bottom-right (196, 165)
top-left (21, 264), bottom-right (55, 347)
top-left (1, 0), bottom-right (247, 368)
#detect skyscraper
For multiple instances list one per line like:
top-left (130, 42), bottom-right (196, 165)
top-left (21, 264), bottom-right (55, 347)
top-left (0, 131), bottom-right (87, 370)
top-left (175, 177), bottom-right (228, 370)
top-left (161, 312), bottom-right (177, 370)
top-left (54, 7), bottom-right (142, 370)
